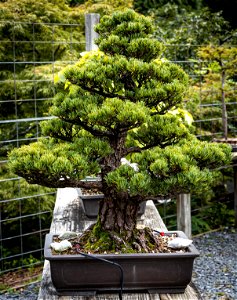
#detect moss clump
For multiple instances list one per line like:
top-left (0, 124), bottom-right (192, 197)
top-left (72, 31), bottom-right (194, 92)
top-left (78, 222), bottom-right (161, 254)
top-left (79, 221), bottom-right (115, 252)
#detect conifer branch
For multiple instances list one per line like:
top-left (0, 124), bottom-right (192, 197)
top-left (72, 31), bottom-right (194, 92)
top-left (78, 84), bottom-right (127, 100)
top-left (60, 116), bottom-right (114, 138)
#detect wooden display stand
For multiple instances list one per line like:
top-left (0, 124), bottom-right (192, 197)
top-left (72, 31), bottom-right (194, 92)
top-left (37, 188), bottom-right (201, 300)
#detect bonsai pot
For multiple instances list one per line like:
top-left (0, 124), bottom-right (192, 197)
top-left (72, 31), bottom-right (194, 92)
top-left (44, 231), bottom-right (199, 295)
top-left (79, 176), bottom-right (146, 218)
top-left (80, 194), bottom-right (146, 218)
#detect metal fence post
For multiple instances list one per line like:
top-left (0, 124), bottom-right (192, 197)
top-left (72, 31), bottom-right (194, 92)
top-left (177, 193), bottom-right (192, 238)
top-left (85, 13), bottom-right (100, 51)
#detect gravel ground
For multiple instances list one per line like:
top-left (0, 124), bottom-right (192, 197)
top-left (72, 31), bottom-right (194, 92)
top-left (0, 229), bottom-right (236, 300)
top-left (192, 229), bottom-right (237, 300)
top-left (0, 282), bottom-right (40, 300)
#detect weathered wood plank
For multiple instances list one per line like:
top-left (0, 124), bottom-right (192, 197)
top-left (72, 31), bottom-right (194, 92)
top-left (159, 283), bottom-right (200, 300)
top-left (49, 188), bottom-right (95, 234)
top-left (37, 188), bottom-right (200, 300)
top-left (176, 194), bottom-right (192, 239)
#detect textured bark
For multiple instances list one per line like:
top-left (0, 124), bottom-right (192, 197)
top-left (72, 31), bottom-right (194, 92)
top-left (98, 134), bottom-right (143, 240)
top-left (99, 192), bottom-right (139, 240)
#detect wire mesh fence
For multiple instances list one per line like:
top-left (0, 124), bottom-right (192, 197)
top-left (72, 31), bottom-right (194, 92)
top-left (0, 20), bottom-right (85, 275)
top-left (0, 20), bottom-right (236, 275)
top-left (165, 44), bottom-right (237, 141)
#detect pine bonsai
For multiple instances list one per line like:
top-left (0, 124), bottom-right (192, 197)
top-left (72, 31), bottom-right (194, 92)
top-left (8, 9), bottom-right (231, 253)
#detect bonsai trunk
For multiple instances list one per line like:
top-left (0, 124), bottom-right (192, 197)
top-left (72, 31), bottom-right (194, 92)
top-left (97, 135), bottom-right (142, 240)
top-left (99, 192), bottom-right (140, 241)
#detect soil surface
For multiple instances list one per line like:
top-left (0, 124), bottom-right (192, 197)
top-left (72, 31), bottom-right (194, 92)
top-left (52, 230), bottom-right (189, 254)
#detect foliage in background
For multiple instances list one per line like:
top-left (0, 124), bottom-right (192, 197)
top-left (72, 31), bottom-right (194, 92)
top-left (0, 0), bottom-right (85, 158)
top-left (134, 0), bottom-right (237, 33)
top-left (148, 3), bottom-right (237, 143)
top-left (187, 46), bottom-right (237, 140)
top-left (0, 0), bottom-right (85, 272)
top-left (133, 0), bottom-right (204, 14)
top-left (150, 4), bottom-right (234, 61)
top-left (73, 0), bottom-right (133, 16)
top-left (197, 46), bottom-right (237, 139)
top-left (0, 163), bottom-right (55, 271)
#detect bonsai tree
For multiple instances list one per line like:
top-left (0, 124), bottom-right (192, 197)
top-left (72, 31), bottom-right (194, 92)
top-left (8, 9), bottom-right (231, 253)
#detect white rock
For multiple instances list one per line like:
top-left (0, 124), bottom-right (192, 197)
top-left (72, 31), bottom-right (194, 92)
top-left (121, 158), bottom-right (139, 171)
top-left (50, 240), bottom-right (72, 252)
top-left (121, 158), bottom-right (130, 165)
top-left (168, 237), bottom-right (193, 249)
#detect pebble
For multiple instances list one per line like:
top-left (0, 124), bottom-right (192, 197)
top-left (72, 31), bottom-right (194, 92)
top-left (0, 229), bottom-right (236, 300)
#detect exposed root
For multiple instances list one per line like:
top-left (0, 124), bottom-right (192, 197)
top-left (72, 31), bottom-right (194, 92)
top-left (134, 227), bottom-right (160, 253)
top-left (77, 224), bottom-right (164, 254)
top-left (53, 226), bottom-right (188, 255)
top-left (108, 232), bottom-right (127, 247)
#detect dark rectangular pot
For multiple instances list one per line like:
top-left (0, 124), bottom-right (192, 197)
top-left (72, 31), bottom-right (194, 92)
top-left (44, 231), bottom-right (199, 295)
top-left (80, 194), bottom-right (146, 218)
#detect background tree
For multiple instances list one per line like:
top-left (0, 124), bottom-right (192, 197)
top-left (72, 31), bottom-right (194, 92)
top-left (149, 4), bottom-right (234, 62)
top-left (133, 0), bottom-right (204, 14)
top-left (0, 0), bottom-right (86, 159)
top-left (8, 9), bottom-right (231, 252)
top-left (72, 0), bottom-right (133, 15)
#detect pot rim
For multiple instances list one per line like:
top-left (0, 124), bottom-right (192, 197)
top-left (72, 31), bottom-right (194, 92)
top-left (80, 194), bottom-right (104, 199)
top-left (44, 231), bottom-right (200, 260)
